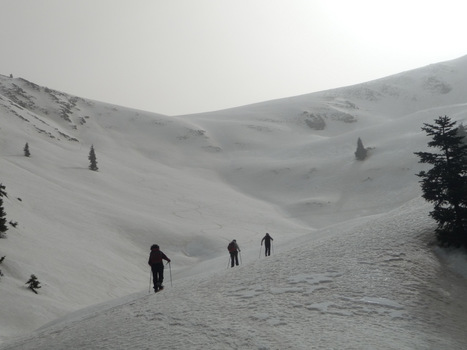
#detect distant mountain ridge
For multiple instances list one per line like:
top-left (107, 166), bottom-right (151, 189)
top-left (1, 55), bottom-right (467, 227)
top-left (1, 55), bottom-right (466, 142)
top-left (2, 55), bottom-right (467, 228)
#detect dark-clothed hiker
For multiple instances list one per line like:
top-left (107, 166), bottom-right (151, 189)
top-left (148, 244), bottom-right (171, 292)
top-left (227, 239), bottom-right (241, 267)
top-left (261, 233), bottom-right (274, 256)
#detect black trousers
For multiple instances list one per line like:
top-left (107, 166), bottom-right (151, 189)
top-left (151, 263), bottom-right (164, 288)
top-left (265, 244), bottom-right (271, 256)
top-left (230, 252), bottom-right (239, 267)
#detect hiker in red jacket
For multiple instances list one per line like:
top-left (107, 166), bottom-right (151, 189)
top-left (148, 244), bottom-right (171, 292)
top-left (227, 239), bottom-right (241, 267)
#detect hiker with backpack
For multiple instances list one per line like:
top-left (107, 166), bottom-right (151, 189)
top-left (261, 233), bottom-right (273, 256)
top-left (227, 239), bottom-right (241, 267)
top-left (148, 244), bottom-right (171, 292)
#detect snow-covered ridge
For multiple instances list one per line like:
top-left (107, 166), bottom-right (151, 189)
top-left (0, 55), bottom-right (467, 348)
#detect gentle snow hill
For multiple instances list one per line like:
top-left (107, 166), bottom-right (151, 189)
top-left (2, 199), bottom-right (467, 349)
top-left (0, 54), bottom-right (467, 345)
top-left (182, 55), bottom-right (467, 227)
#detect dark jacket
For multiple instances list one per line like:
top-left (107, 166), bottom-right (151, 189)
top-left (261, 234), bottom-right (273, 246)
top-left (228, 241), bottom-right (240, 252)
top-left (148, 247), bottom-right (170, 266)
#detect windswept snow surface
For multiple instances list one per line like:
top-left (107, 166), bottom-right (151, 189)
top-left (2, 200), bottom-right (467, 350)
top-left (1, 55), bottom-right (467, 349)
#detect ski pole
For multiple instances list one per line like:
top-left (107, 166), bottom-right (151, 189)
top-left (239, 251), bottom-right (242, 265)
top-left (259, 245), bottom-right (262, 258)
top-left (149, 269), bottom-right (152, 293)
top-left (168, 262), bottom-right (173, 287)
top-left (227, 255), bottom-right (231, 268)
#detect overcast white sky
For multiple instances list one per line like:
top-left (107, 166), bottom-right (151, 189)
top-left (1, 0), bottom-right (467, 116)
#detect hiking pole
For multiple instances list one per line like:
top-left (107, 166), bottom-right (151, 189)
top-left (168, 262), bottom-right (173, 287)
top-left (227, 255), bottom-right (231, 268)
top-left (239, 251), bottom-right (242, 265)
top-left (149, 269), bottom-right (152, 293)
top-left (259, 245), bottom-right (262, 258)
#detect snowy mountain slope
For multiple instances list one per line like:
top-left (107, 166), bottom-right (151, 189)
top-left (0, 76), bottom-right (311, 341)
top-left (2, 200), bottom-right (467, 350)
top-left (0, 55), bottom-right (467, 347)
top-left (182, 55), bottom-right (467, 227)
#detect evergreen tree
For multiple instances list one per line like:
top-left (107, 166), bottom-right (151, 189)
top-left (0, 257), bottom-right (5, 281)
top-left (0, 184), bottom-right (6, 198)
top-left (414, 116), bottom-right (467, 248)
top-left (26, 274), bottom-right (41, 294)
top-left (0, 184), bottom-right (8, 236)
top-left (24, 142), bottom-right (30, 157)
top-left (355, 137), bottom-right (367, 160)
top-left (88, 145), bottom-right (98, 171)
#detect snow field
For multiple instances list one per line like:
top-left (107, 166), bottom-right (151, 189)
top-left (2, 56), bottom-right (467, 349)
top-left (3, 199), bottom-right (467, 350)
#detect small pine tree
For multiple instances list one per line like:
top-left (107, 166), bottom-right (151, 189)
top-left (26, 274), bottom-right (41, 294)
top-left (414, 116), bottom-right (467, 247)
top-left (355, 137), bottom-right (368, 160)
top-left (0, 256), bottom-right (4, 281)
top-left (0, 184), bottom-right (6, 198)
top-left (88, 145), bottom-right (98, 171)
top-left (24, 142), bottom-right (30, 157)
top-left (0, 184), bottom-right (8, 237)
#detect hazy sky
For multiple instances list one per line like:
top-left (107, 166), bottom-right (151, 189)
top-left (1, 0), bottom-right (467, 115)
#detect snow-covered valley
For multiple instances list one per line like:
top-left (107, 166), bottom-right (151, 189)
top-left (1, 55), bottom-right (467, 349)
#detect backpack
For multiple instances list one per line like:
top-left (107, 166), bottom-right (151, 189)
top-left (227, 242), bottom-right (236, 252)
top-left (149, 250), bottom-right (163, 264)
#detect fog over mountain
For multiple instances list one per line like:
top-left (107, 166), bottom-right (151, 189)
top-left (1, 55), bottom-right (467, 349)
